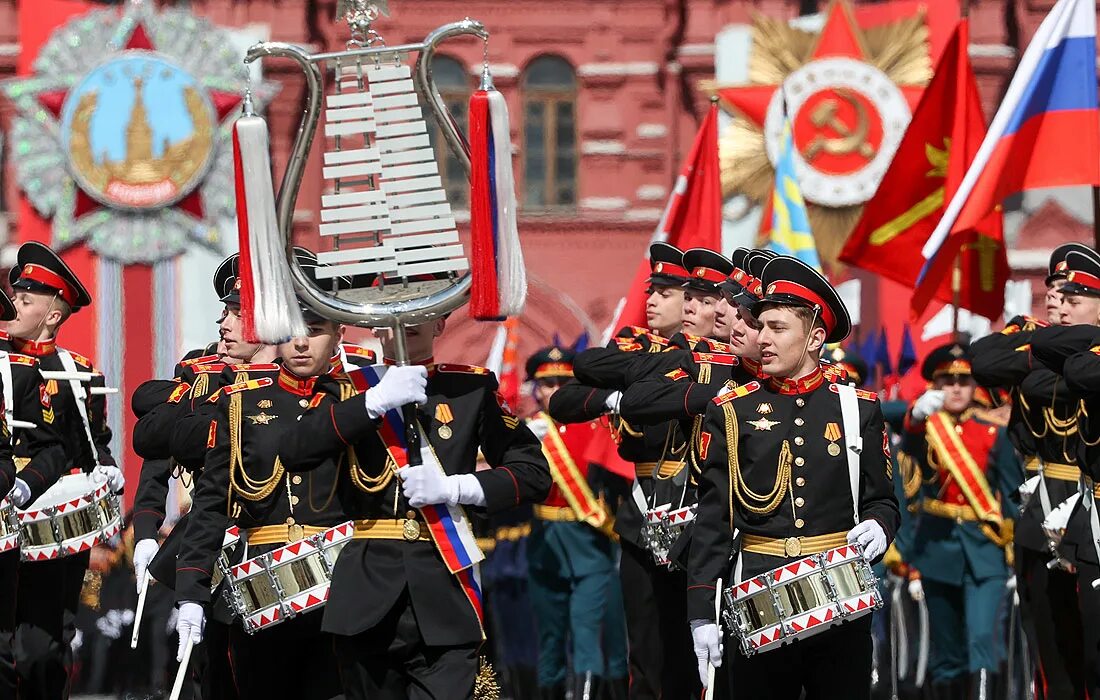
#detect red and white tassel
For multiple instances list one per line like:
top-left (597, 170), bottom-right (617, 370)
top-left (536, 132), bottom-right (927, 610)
top-left (469, 69), bottom-right (527, 321)
top-left (232, 99), bottom-right (305, 344)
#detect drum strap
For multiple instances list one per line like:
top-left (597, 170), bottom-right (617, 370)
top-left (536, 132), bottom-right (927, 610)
top-left (58, 348), bottom-right (99, 463)
top-left (0, 353), bottom-right (15, 435)
top-left (835, 384), bottom-right (863, 525)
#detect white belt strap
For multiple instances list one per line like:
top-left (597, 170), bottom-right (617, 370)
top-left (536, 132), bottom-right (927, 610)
top-left (836, 383), bottom-right (864, 525)
top-left (0, 352), bottom-right (14, 435)
top-left (58, 349), bottom-right (100, 460)
top-left (1037, 461), bottom-right (1053, 519)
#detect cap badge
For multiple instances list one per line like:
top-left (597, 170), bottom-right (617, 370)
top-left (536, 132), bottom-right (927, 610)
top-left (767, 283), bottom-right (777, 295)
top-left (949, 345), bottom-right (964, 357)
top-left (548, 348), bottom-right (563, 361)
top-left (655, 263), bottom-right (664, 273)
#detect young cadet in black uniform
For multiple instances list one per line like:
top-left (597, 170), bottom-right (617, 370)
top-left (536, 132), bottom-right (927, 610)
top-left (549, 243), bottom-right (701, 700)
top-left (171, 254), bottom-right (356, 700)
top-left (0, 290), bottom-right (67, 699)
top-left (3, 242), bottom-right (122, 700)
top-left (275, 310), bottom-right (551, 699)
top-left (970, 243), bottom-right (1097, 700)
top-left (687, 256), bottom-right (899, 699)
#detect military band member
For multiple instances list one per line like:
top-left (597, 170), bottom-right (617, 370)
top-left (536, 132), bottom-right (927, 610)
top-left (898, 343), bottom-right (1022, 698)
top-left (523, 346), bottom-right (625, 699)
top-left (688, 256), bottom-right (898, 699)
top-left (3, 242), bottom-right (122, 700)
top-left (970, 243), bottom-right (1097, 700)
top-left (274, 308), bottom-right (551, 699)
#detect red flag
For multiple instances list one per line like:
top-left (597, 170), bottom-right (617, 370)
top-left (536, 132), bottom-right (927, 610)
top-left (609, 103), bottom-right (723, 333)
top-left (839, 20), bottom-right (1007, 320)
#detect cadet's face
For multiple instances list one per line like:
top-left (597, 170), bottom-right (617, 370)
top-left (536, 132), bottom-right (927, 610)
top-left (935, 375), bottom-right (975, 414)
top-left (681, 290), bottom-right (718, 337)
top-left (533, 381), bottom-right (560, 411)
top-left (645, 285), bottom-right (684, 337)
top-left (373, 318), bottom-right (444, 362)
top-left (280, 320), bottom-right (344, 377)
top-left (729, 303), bottom-right (763, 361)
top-left (8, 291), bottom-right (58, 340)
top-left (1059, 293), bottom-right (1100, 326)
top-left (218, 304), bottom-right (267, 361)
top-left (713, 296), bottom-right (733, 341)
top-left (1046, 279), bottom-right (1066, 324)
top-left (756, 306), bottom-right (824, 378)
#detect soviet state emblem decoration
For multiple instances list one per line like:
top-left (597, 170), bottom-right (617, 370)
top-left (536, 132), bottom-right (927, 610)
top-left (3, 2), bottom-right (274, 263)
top-left (711, 1), bottom-right (932, 267)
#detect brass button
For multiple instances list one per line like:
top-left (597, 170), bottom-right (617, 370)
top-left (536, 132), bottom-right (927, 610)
top-left (796, 398), bottom-right (805, 407)
top-left (286, 517), bottom-right (296, 525)
top-left (406, 510), bottom-right (417, 520)
top-left (794, 437), bottom-right (804, 446)
top-left (794, 457), bottom-right (805, 467)
top-left (292, 475), bottom-right (302, 485)
top-left (299, 399), bottom-right (309, 408)
top-left (795, 477), bottom-right (806, 487)
top-left (795, 418), bottom-right (805, 426)
top-left (795, 497), bottom-right (805, 507)
top-left (794, 518), bottom-right (805, 529)
top-left (290, 495), bottom-right (299, 506)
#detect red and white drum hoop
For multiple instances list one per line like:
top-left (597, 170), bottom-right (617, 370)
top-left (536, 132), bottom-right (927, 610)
top-left (17, 472), bottom-right (122, 561)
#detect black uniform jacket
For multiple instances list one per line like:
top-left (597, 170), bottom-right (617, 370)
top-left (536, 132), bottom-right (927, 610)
top-left (686, 368), bottom-right (900, 620)
top-left (1, 353), bottom-right (66, 502)
top-left (175, 366), bottom-right (352, 607)
top-left (276, 363), bottom-right (550, 646)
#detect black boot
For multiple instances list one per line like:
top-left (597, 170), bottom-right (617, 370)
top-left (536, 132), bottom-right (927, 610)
top-left (968, 669), bottom-right (1000, 700)
top-left (571, 672), bottom-right (602, 700)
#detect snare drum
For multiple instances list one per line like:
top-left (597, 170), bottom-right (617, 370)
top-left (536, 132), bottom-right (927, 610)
top-left (0, 498), bottom-right (18, 553)
top-left (642, 504), bottom-right (695, 567)
top-left (224, 521), bottom-right (353, 633)
top-left (210, 526), bottom-right (241, 593)
top-left (17, 473), bottom-right (122, 561)
top-left (723, 544), bottom-right (882, 656)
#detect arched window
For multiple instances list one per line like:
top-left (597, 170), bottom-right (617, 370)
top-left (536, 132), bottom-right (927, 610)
top-left (428, 56), bottom-right (470, 207)
top-left (522, 56), bottom-right (577, 209)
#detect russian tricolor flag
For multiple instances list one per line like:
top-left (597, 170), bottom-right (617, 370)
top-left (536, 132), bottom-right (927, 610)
top-left (922, 0), bottom-right (1099, 266)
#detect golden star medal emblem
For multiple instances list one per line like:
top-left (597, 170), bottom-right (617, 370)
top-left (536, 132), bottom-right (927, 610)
top-left (748, 417), bottom-right (780, 431)
top-left (246, 412), bottom-right (277, 426)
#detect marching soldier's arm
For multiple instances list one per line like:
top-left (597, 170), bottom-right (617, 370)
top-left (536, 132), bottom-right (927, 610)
top-left (279, 381), bottom-right (379, 472)
top-left (858, 402), bottom-right (901, 545)
top-left (573, 347), bottom-right (644, 389)
top-left (476, 379), bottom-right (552, 512)
top-left (132, 379), bottom-right (187, 459)
top-left (970, 319), bottom-right (1039, 387)
top-left (1064, 347), bottom-right (1100, 395)
top-left (11, 367), bottom-right (67, 502)
top-left (547, 382), bottom-right (615, 424)
top-left (132, 459), bottom-right (173, 542)
top-left (175, 401), bottom-right (233, 605)
top-left (1030, 324), bottom-right (1100, 376)
top-left (619, 356), bottom-right (719, 425)
top-left (686, 401), bottom-right (734, 621)
top-left (169, 367), bottom-right (232, 471)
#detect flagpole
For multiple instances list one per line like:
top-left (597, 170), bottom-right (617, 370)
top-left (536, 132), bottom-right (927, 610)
top-left (953, 0), bottom-right (968, 340)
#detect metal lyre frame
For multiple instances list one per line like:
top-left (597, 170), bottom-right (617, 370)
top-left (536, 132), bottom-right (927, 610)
top-left (243, 3), bottom-right (489, 459)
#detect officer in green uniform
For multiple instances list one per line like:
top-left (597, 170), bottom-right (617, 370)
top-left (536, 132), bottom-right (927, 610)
top-left (897, 343), bottom-right (1023, 699)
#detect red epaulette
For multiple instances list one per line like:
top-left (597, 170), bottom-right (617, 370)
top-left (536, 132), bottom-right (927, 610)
top-left (180, 353), bottom-right (221, 367)
top-left (229, 363), bottom-right (280, 372)
top-left (664, 368), bottom-right (690, 381)
top-left (307, 393), bottom-right (326, 409)
top-left (67, 351), bottom-right (93, 368)
top-left (645, 332), bottom-right (670, 346)
top-left (614, 338), bottom-right (643, 352)
top-left (693, 352), bottom-right (739, 366)
top-left (829, 384), bottom-right (878, 401)
top-left (622, 325), bottom-right (649, 337)
top-left (821, 364), bottom-right (850, 383)
top-left (167, 382), bottom-right (191, 404)
top-left (712, 381), bottom-right (760, 406)
top-left (696, 338), bottom-right (734, 353)
top-left (342, 344), bottom-right (377, 361)
top-left (437, 364), bottom-right (491, 375)
top-left (210, 378), bottom-right (274, 402)
top-left (7, 354), bottom-right (36, 367)
top-left (194, 363), bottom-right (227, 374)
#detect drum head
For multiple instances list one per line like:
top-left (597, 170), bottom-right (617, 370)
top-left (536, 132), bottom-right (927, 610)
top-left (27, 473), bottom-right (99, 510)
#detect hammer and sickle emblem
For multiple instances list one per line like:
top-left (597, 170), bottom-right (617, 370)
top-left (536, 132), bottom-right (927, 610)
top-left (802, 89), bottom-right (876, 162)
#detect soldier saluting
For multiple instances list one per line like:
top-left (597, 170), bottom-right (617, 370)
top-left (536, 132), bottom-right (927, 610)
top-left (687, 256), bottom-right (899, 699)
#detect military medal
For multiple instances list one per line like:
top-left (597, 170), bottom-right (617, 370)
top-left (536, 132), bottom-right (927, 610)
top-left (403, 510), bottom-right (421, 541)
top-left (435, 403), bottom-right (454, 439)
top-left (258, 399), bottom-right (273, 409)
top-left (828, 443), bottom-right (842, 457)
top-left (756, 402), bottom-right (773, 415)
top-left (824, 423), bottom-right (842, 455)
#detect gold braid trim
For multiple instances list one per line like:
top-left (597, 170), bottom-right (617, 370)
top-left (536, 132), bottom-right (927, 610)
top-left (228, 391), bottom-right (285, 502)
top-left (336, 379), bottom-right (396, 494)
top-left (191, 371), bottom-right (210, 402)
top-left (897, 451), bottom-right (922, 499)
top-left (698, 363), bottom-right (712, 385)
top-left (688, 414), bottom-right (705, 475)
top-left (723, 402), bottom-right (790, 517)
top-left (616, 415), bottom-right (644, 439)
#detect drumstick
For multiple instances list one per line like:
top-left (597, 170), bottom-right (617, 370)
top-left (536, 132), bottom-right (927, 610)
top-left (38, 371), bottom-right (96, 382)
top-left (9, 419), bottom-right (37, 430)
top-left (704, 576), bottom-right (722, 700)
top-left (130, 573), bottom-right (149, 650)
top-left (169, 634), bottom-right (195, 700)
top-left (89, 387), bottom-right (119, 395)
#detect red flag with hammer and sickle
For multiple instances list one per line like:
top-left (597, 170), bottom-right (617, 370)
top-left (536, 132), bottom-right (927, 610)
top-left (840, 20), bottom-right (1008, 320)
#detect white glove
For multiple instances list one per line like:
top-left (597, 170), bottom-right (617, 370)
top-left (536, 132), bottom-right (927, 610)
top-left (134, 539), bottom-right (159, 593)
top-left (908, 578), bottom-right (925, 601)
top-left (526, 416), bottom-right (551, 442)
top-left (911, 390), bottom-right (945, 422)
top-left (399, 466), bottom-right (486, 508)
top-left (175, 602), bottom-right (205, 661)
top-left (690, 619), bottom-right (722, 687)
top-left (604, 391), bottom-right (623, 414)
top-left (8, 478), bottom-right (30, 508)
top-left (93, 464), bottom-right (125, 494)
top-left (364, 365), bottom-right (428, 419)
top-left (848, 519), bottom-right (888, 561)
top-left (1006, 574), bottom-right (1017, 592)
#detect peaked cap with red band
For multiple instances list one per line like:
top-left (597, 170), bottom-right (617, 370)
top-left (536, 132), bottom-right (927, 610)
top-left (525, 345), bottom-right (576, 381)
top-left (648, 242), bottom-right (691, 287)
top-left (718, 247), bottom-right (752, 297)
top-left (681, 248), bottom-right (734, 294)
top-left (731, 249), bottom-right (776, 308)
top-left (752, 256), bottom-right (852, 344)
top-left (1046, 243), bottom-right (1098, 286)
top-left (1061, 250), bottom-right (1100, 298)
top-left (920, 342), bottom-right (972, 382)
top-left (10, 242), bottom-right (91, 310)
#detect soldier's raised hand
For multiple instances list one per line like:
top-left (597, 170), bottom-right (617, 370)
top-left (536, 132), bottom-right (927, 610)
top-left (910, 389), bottom-right (945, 422)
top-left (364, 365), bottom-right (428, 418)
